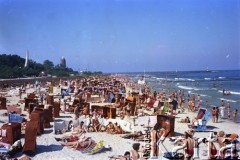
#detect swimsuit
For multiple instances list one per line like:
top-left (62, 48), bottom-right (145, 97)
top-left (211, 148), bottom-right (217, 155)
top-left (185, 149), bottom-right (194, 156)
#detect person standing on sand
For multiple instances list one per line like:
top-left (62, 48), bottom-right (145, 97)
top-left (211, 107), bottom-right (216, 123)
top-left (205, 100), bottom-right (209, 108)
top-left (216, 107), bottom-right (219, 123)
top-left (227, 102), bottom-right (231, 119)
top-left (219, 105), bottom-right (225, 119)
top-left (233, 109), bottom-right (238, 123)
top-left (19, 88), bottom-right (22, 99)
top-left (151, 123), bottom-right (161, 157)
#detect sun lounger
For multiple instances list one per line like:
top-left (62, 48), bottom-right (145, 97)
top-left (192, 108), bottom-right (211, 132)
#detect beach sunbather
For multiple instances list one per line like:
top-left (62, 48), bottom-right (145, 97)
top-left (106, 122), bottom-right (115, 134)
top-left (114, 123), bottom-right (123, 134)
top-left (55, 134), bottom-right (79, 143)
top-left (178, 116), bottom-right (190, 123)
top-left (60, 136), bottom-right (92, 150)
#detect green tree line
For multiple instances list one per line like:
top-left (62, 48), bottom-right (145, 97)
top-left (0, 54), bottom-right (79, 78)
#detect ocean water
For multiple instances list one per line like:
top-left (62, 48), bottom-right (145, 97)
top-left (127, 70), bottom-right (240, 118)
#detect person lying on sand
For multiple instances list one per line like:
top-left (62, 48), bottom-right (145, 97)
top-left (55, 134), bottom-right (79, 143)
top-left (109, 151), bottom-right (131, 160)
top-left (60, 136), bottom-right (92, 150)
top-left (178, 116), bottom-right (190, 123)
top-left (134, 131), bottom-right (145, 141)
top-left (121, 131), bottom-right (144, 140)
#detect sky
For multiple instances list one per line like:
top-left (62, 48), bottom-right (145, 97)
top-left (0, 0), bottom-right (239, 73)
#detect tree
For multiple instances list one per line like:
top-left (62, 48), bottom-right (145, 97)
top-left (43, 60), bottom-right (54, 73)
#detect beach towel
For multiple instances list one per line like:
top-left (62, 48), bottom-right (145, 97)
top-left (88, 140), bottom-right (104, 155)
top-left (79, 140), bottom-right (97, 153)
top-left (198, 119), bottom-right (203, 126)
top-left (196, 108), bottom-right (206, 120)
top-left (0, 142), bottom-right (11, 149)
top-left (0, 147), bottom-right (8, 153)
top-left (161, 104), bottom-right (168, 114)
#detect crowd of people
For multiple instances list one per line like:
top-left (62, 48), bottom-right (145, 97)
top-left (0, 74), bottom-right (239, 160)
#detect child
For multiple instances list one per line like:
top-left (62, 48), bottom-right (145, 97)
top-left (233, 109), bottom-right (238, 123)
top-left (228, 110), bottom-right (231, 120)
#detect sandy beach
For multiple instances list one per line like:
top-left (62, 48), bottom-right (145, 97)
top-left (0, 76), bottom-right (239, 160)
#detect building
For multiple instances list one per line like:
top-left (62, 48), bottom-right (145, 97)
top-left (60, 56), bottom-right (66, 68)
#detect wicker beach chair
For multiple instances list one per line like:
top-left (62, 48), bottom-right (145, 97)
top-left (22, 121), bottom-right (38, 154)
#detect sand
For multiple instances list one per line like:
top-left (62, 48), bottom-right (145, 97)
top-left (0, 85), bottom-right (239, 160)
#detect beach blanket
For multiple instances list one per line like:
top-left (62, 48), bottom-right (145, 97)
top-left (78, 140), bottom-right (97, 154)
top-left (88, 140), bottom-right (104, 155)
top-left (0, 147), bottom-right (8, 153)
top-left (0, 142), bottom-right (10, 154)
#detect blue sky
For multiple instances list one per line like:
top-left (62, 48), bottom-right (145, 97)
top-left (0, 0), bottom-right (239, 73)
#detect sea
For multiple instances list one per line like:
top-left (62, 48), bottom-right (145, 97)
top-left (125, 70), bottom-right (240, 118)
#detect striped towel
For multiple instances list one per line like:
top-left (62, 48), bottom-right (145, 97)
top-left (88, 140), bottom-right (105, 155)
top-left (0, 147), bottom-right (8, 153)
top-left (78, 140), bottom-right (97, 154)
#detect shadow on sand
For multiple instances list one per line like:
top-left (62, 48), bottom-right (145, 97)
top-left (36, 144), bottom-right (63, 154)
